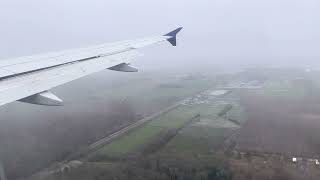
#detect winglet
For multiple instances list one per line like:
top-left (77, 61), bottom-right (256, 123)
top-left (164, 27), bottom-right (183, 46)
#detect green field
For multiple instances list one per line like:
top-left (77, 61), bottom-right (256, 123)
top-left (96, 106), bottom-right (200, 156)
top-left (148, 106), bottom-right (199, 128)
top-left (98, 125), bottom-right (164, 155)
top-left (158, 96), bottom-right (246, 155)
top-left (161, 126), bottom-right (231, 155)
top-left (94, 92), bottom-right (246, 158)
top-left (89, 73), bottom-right (218, 159)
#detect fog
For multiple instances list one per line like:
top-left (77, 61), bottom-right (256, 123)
top-left (0, 0), bottom-right (320, 143)
top-left (1, 1), bottom-right (320, 179)
top-left (1, 0), bottom-right (320, 68)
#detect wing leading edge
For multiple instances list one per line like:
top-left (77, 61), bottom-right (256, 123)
top-left (0, 27), bottom-right (183, 106)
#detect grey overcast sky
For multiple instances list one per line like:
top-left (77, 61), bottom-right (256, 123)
top-left (0, 0), bottom-right (320, 68)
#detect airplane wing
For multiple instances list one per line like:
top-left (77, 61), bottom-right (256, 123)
top-left (0, 27), bottom-right (183, 106)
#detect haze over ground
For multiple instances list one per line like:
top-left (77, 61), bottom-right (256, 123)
top-left (0, 0), bottom-right (318, 121)
top-left (1, 1), bottom-right (320, 179)
top-left (0, 0), bottom-right (318, 129)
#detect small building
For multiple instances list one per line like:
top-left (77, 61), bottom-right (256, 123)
top-left (210, 90), bottom-right (229, 96)
top-left (292, 157), bottom-right (297, 163)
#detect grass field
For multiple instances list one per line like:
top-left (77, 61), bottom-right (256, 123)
top-left (96, 106), bottom-right (200, 156)
top-left (94, 91), bottom-right (246, 159)
top-left (98, 125), bottom-right (164, 155)
top-left (148, 106), bottom-right (199, 128)
top-left (87, 74), bottom-right (216, 159)
top-left (161, 126), bottom-right (231, 155)
top-left (158, 95), bottom-right (246, 155)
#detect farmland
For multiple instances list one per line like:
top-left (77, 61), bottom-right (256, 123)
top-left (0, 70), bottom-right (215, 180)
top-left (29, 68), bottom-right (320, 180)
top-left (43, 88), bottom-right (244, 180)
top-left (93, 105), bottom-right (205, 157)
top-left (91, 90), bottom-right (244, 159)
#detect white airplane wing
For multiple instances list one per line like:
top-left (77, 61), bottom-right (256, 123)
top-left (0, 27), bottom-right (183, 106)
